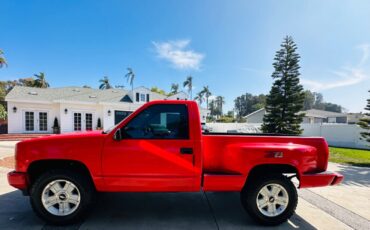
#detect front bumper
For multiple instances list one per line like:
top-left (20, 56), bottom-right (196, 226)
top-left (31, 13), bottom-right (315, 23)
top-left (7, 171), bottom-right (28, 190)
top-left (299, 171), bottom-right (344, 188)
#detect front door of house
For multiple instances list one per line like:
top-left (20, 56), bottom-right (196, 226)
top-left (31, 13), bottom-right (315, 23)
top-left (73, 112), bottom-right (93, 131)
top-left (24, 111), bottom-right (48, 133)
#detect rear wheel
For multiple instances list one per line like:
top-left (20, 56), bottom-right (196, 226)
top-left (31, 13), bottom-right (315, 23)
top-left (30, 169), bottom-right (95, 225)
top-left (240, 174), bottom-right (297, 226)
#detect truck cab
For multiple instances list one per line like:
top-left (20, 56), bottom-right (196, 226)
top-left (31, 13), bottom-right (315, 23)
top-left (102, 101), bottom-right (203, 192)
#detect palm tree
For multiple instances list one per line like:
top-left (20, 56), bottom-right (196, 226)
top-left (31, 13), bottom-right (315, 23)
top-left (99, 76), bottom-right (112, 89)
top-left (216, 96), bottom-right (225, 116)
top-left (34, 72), bottom-right (50, 88)
top-left (194, 91), bottom-right (204, 105)
top-left (170, 83), bottom-right (179, 95)
top-left (183, 75), bottom-right (193, 99)
top-left (209, 100), bottom-right (216, 117)
top-left (125, 67), bottom-right (135, 91)
top-left (0, 49), bottom-right (7, 68)
top-left (200, 86), bottom-right (212, 109)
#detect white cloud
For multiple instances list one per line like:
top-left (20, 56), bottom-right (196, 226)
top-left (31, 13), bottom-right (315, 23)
top-left (152, 40), bottom-right (204, 70)
top-left (301, 44), bottom-right (370, 91)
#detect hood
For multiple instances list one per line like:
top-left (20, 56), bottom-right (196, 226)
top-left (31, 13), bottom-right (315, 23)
top-left (15, 131), bottom-right (107, 172)
top-left (20, 131), bottom-right (106, 144)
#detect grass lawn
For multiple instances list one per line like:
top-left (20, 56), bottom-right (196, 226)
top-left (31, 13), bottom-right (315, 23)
top-left (329, 147), bottom-right (370, 167)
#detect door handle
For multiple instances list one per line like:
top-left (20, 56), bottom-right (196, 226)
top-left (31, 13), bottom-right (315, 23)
top-left (180, 147), bottom-right (193, 154)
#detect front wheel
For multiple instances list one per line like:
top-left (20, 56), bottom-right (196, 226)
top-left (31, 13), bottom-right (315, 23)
top-left (240, 174), bottom-right (298, 226)
top-left (30, 169), bottom-right (95, 225)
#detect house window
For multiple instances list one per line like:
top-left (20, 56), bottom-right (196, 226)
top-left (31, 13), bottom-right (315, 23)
top-left (328, 117), bottom-right (336, 123)
top-left (140, 93), bottom-right (146, 102)
top-left (136, 92), bottom-right (140, 102)
top-left (25, 111), bottom-right (34, 131)
top-left (146, 94), bottom-right (150, 102)
top-left (39, 112), bottom-right (48, 131)
top-left (85, 113), bottom-right (93, 131)
top-left (74, 113), bottom-right (82, 131)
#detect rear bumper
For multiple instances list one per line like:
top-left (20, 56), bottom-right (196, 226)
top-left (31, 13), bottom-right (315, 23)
top-left (299, 171), bottom-right (343, 188)
top-left (7, 171), bottom-right (28, 190)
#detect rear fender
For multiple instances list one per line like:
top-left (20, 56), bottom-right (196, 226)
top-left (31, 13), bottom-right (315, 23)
top-left (222, 142), bottom-right (318, 175)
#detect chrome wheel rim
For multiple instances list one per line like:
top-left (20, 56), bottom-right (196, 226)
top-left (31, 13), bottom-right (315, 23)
top-left (41, 179), bottom-right (81, 216)
top-left (256, 183), bottom-right (289, 217)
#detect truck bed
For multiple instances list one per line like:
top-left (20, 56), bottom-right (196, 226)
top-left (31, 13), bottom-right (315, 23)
top-left (201, 134), bottom-right (329, 190)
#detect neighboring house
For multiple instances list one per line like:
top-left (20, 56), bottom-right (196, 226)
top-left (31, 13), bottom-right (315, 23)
top-left (244, 108), bottom-right (349, 124)
top-left (347, 112), bottom-right (365, 124)
top-left (300, 109), bottom-right (347, 124)
top-left (244, 108), bottom-right (265, 123)
top-left (5, 86), bottom-right (207, 134)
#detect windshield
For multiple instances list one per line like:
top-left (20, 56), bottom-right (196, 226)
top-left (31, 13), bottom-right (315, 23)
top-left (103, 124), bottom-right (119, 134)
top-left (103, 115), bottom-right (132, 134)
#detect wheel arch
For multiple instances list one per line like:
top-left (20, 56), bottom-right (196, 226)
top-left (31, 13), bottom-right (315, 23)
top-left (27, 159), bottom-right (95, 190)
top-left (244, 164), bottom-right (299, 188)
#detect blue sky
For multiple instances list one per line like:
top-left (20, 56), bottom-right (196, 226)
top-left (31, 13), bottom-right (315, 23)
top-left (1, 0), bottom-right (370, 112)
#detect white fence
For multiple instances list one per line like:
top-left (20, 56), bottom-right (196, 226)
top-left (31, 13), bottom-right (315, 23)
top-left (207, 123), bottom-right (370, 150)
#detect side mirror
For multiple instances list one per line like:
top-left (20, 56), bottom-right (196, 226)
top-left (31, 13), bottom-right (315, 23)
top-left (113, 129), bottom-right (122, 141)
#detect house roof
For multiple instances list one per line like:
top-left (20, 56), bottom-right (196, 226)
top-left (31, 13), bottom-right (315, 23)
top-left (300, 109), bottom-right (346, 118)
top-left (5, 86), bottom-right (170, 104)
top-left (244, 108), bottom-right (265, 118)
top-left (243, 108), bottom-right (346, 119)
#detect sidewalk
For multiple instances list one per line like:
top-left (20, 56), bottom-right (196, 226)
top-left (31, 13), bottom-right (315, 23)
top-left (0, 141), bottom-right (18, 159)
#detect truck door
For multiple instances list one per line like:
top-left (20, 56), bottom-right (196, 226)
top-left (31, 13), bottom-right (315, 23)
top-left (102, 104), bottom-right (201, 192)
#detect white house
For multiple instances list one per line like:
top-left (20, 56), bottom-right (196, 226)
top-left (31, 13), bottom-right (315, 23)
top-left (244, 108), bottom-right (265, 123)
top-left (5, 86), bottom-right (208, 134)
top-left (300, 109), bottom-right (347, 124)
top-left (244, 108), bottom-right (349, 124)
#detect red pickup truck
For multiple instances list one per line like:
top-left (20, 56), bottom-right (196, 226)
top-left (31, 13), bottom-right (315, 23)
top-left (8, 100), bottom-right (343, 226)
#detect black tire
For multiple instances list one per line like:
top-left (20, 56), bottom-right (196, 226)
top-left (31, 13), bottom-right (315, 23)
top-left (240, 174), bottom-right (298, 226)
top-left (30, 169), bottom-right (95, 225)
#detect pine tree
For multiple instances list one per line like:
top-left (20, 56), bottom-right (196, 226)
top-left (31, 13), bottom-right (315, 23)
top-left (261, 36), bottom-right (305, 135)
top-left (358, 90), bottom-right (370, 143)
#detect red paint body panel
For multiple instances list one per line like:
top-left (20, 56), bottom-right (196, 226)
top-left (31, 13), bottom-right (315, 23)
top-left (8, 171), bottom-right (28, 190)
top-left (202, 174), bottom-right (246, 191)
top-left (300, 171), bottom-right (344, 188)
top-left (7, 100), bottom-right (343, 193)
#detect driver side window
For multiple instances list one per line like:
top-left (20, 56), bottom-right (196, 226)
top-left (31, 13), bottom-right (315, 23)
top-left (121, 104), bottom-right (189, 139)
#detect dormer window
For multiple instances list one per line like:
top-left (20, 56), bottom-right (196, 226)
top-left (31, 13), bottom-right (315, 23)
top-left (140, 94), bottom-right (146, 102)
top-left (136, 92), bottom-right (148, 102)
